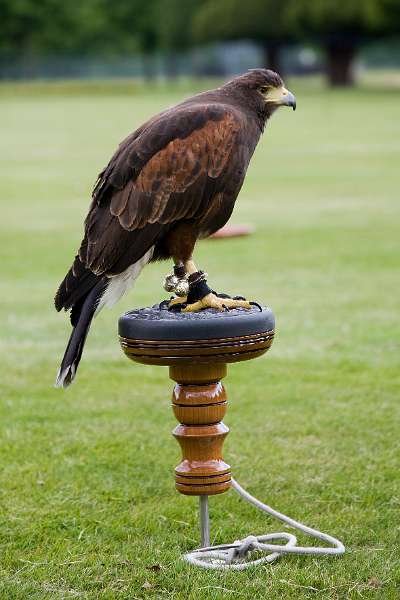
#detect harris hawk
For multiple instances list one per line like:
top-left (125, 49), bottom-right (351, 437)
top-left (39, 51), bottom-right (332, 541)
top-left (55, 69), bottom-right (296, 387)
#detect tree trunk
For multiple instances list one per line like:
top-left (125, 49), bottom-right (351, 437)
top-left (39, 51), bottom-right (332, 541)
top-left (326, 43), bottom-right (356, 87)
top-left (263, 43), bottom-right (282, 74)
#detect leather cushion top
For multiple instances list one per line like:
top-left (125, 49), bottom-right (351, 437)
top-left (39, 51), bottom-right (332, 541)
top-left (118, 304), bottom-right (275, 341)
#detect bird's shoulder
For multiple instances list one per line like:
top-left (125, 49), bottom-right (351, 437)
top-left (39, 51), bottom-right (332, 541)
top-left (92, 100), bottom-right (247, 204)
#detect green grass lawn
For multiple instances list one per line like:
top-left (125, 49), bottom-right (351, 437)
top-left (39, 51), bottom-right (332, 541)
top-left (1, 77), bottom-right (399, 599)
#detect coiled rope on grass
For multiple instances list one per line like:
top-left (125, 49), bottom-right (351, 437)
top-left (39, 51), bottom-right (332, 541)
top-left (184, 477), bottom-right (345, 570)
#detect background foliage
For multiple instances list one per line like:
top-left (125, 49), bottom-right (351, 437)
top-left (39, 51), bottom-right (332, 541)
top-left (0, 0), bottom-right (399, 84)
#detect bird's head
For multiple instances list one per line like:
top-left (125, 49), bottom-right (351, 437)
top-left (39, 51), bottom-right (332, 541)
top-left (225, 69), bottom-right (296, 118)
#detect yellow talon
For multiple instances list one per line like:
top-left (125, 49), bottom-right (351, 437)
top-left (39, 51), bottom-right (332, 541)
top-left (182, 293), bottom-right (252, 313)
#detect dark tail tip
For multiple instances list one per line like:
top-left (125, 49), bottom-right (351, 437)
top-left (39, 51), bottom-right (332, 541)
top-left (55, 279), bottom-right (106, 389)
top-left (54, 364), bottom-right (76, 388)
top-left (54, 330), bottom-right (86, 388)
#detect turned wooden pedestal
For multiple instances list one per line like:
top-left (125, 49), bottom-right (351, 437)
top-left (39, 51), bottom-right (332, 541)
top-left (119, 305), bottom-right (275, 503)
top-left (171, 364), bottom-right (230, 495)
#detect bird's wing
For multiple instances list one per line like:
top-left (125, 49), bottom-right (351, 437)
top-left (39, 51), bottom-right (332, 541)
top-left (82, 104), bottom-right (243, 276)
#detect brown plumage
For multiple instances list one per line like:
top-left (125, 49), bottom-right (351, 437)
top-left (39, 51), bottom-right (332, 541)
top-left (55, 69), bottom-right (296, 387)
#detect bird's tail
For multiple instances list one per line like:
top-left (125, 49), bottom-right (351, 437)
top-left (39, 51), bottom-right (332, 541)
top-left (55, 280), bottom-right (107, 388)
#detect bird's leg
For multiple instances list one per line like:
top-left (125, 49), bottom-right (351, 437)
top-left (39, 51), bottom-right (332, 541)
top-left (184, 259), bottom-right (198, 276)
top-left (168, 259), bottom-right (199, 307)
top-left (169, 259), bottom-right (252, 313)
top-left (167, 258), bottom-right (197, 310)
top-left (163, 260), bottom-right (189, 298)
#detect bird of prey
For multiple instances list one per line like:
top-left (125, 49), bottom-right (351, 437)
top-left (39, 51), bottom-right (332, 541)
top-left (55, 69), bottom-right (296, 387)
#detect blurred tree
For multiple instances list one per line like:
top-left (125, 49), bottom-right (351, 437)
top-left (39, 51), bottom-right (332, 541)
top-left (0, 0), bottom-right (109, 56)
top-left (0, 0), bottom-right (155, 75)
top-left (1, 0), bottom-right (399, 83)
top-left (154, 0), bottom-right (204, 77)
top-left (193, 0), bottom-right (295, 74)
top-left (100, 0), bottom-right (159, 78)
top-left (288, 0), bottom-right (400, 86)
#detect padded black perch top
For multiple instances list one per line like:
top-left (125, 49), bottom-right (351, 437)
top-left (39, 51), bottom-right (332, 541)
top-left (118, 304), bottom-right (275, 367)
top-left (118, 304), bottom-right (275, 341)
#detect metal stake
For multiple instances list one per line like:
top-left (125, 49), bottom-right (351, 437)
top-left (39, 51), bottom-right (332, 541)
top-left (199, 495), bottom-right (210, 547)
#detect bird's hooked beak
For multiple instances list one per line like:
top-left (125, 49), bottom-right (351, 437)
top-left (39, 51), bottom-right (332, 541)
top-left (265, 86), bottom-right (296, 111)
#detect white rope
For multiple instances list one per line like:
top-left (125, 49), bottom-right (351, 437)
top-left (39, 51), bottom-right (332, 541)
top-left (184, 477), bottom-right (345, 570)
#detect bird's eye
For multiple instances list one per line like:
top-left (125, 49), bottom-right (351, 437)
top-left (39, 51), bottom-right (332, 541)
top-left (259, 85), bottom-right (270, 94)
